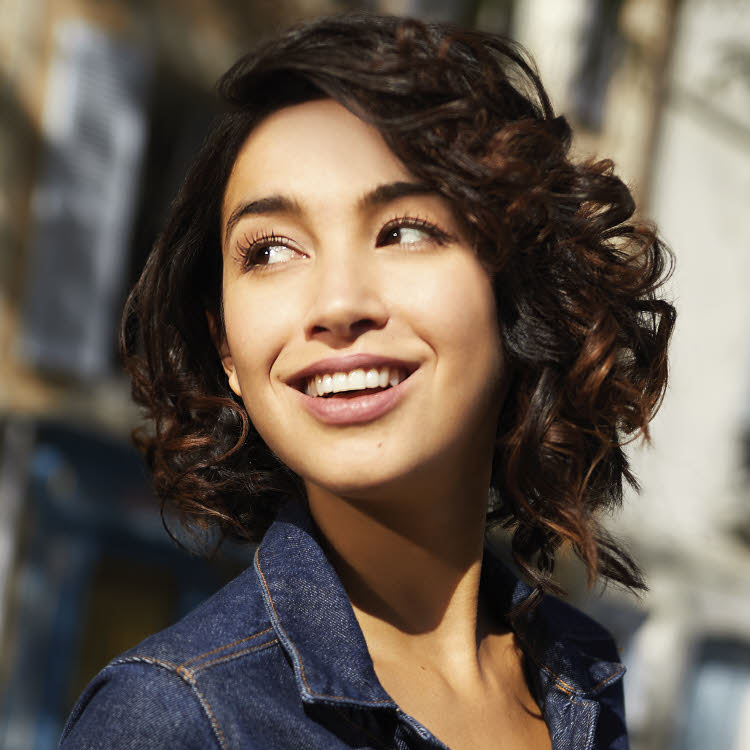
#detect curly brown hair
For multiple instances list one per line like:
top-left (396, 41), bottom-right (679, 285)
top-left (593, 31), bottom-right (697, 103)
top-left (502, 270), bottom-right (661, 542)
top-left (122, 13), bottom-right (675, 600)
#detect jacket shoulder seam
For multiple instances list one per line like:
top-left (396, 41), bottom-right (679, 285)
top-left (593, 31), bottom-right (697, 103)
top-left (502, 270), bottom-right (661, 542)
top-left (109, 656), bottom-right (229, 750)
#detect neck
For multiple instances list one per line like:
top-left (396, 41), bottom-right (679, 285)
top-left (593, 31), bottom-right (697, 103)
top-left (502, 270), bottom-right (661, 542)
top-left (305, 465), bottom-right (499, 672)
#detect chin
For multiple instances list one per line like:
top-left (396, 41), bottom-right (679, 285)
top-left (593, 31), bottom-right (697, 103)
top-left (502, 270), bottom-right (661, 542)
top-left (296, 448), bottom-right (457, 508)
top-left (301, 464), bottom-right (412, 500)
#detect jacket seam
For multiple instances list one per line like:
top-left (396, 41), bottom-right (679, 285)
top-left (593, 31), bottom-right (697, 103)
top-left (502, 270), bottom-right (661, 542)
top-left (111, 656), bottom-right (228, 750)
top-left (192, 638), bottom-right (280, 672)
top-left (591, 664), bottom-right (626, 692)
top-left (585, 702), bottom-right (593, 749)
top-left (180, 626), bottom-right (275, 667)
top-left (515, 629), bottom-right (624, 699)
top-left (536, 660), bottom-right (625, 698)
top-left (255, 546), bottom-right (393, 707)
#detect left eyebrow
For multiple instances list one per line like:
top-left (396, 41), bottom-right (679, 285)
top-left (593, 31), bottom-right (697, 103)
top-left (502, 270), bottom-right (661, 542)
top-left (357, 181), bottom-right (436, 211)
top-left (223, 195), bottom-right (302, 247)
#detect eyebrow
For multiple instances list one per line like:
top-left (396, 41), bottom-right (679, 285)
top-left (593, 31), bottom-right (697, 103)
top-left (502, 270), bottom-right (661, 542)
top-left (224, 195), bottom-right (301, 247)
top-left (357, 181), bottom-right (435, 210)
top-left (223, 180), bottom-right (435, 246)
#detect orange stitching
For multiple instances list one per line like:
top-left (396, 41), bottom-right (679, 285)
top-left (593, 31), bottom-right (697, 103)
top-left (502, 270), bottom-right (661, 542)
top-left (195, 638), bottom-right (279, 671)
top-left (535, 658), bottom-right (625, 698)
top-left (180, 672), bottom-right (229, 750)
top-left (255, 547), bottom-right (392, 706)
top-left (592, 665), bottom-right (625, 692)
top-left (176, 665), bottom-right (192, 680)
top-left (180, 627), bottom-right (274, 667)
top-left (114, 655), bottom-right (181, 671)
top-left (114, 657), bottom-right (228, 749)
top-left (537, 662), bottom-right (577, 695)
top-left (513, 627), bottom-right (624, 698)
top-left (511, 630), bottom-right (576, 695)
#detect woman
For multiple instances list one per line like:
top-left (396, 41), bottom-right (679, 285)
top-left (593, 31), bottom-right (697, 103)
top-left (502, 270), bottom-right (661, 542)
top-left (60, 13), bottom-right (674, 750)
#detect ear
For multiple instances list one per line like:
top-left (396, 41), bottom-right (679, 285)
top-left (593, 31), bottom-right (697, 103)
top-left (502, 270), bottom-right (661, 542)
top-left (206, 310), bottom-right (242, 398)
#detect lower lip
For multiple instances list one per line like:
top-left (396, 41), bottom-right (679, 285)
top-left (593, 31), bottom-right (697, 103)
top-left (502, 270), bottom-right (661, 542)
top-left (296, 375), bottom-right (414, 425)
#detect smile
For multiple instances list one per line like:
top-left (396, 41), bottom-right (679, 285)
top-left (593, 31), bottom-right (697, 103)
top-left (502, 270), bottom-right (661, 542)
top-left (304, 367), bottom-right (406, 397)
top-left (288, 354), bottom-right (418, 426)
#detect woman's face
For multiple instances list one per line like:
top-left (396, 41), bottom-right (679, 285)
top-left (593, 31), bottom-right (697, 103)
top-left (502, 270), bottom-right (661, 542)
top-left (218, 99), bottom-right (505, 498)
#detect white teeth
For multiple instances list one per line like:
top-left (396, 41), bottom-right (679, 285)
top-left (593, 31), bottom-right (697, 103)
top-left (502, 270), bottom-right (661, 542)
top-left (348, 369), bottom-right (367, 390)
top-left (304, 365), bottom-right (407, 397)
top-left (314, 374), bottom-right (333, 396)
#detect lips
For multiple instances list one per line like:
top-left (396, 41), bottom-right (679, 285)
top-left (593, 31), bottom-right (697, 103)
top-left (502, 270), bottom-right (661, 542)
top-left (286, 353), bottom-right (419, 425)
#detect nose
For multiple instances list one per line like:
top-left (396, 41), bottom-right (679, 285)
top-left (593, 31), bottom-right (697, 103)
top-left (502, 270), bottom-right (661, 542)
top-left (303, 251), bottom-right (389, 343)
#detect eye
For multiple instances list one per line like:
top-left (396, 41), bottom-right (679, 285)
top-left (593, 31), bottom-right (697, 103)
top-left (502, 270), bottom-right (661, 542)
top-left (376, 217), bottom-right (451, 248)
top-left (236, 232), bottom-right (305, 271)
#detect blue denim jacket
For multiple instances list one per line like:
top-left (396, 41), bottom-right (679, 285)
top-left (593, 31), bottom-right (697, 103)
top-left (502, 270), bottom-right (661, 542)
top-left (60, 500), bottom-right (628, 749)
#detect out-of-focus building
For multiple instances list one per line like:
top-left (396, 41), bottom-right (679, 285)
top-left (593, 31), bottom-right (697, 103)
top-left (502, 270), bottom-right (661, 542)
top-left (513, 2), bottom-right (750, 749)
top-left (0, 2), bottom-right (341, 747)
top-left (1, 0), bottom-right (748, 748)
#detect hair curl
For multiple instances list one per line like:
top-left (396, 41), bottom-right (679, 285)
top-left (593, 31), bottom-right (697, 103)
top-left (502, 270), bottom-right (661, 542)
top-left (122, 13), bottom-right (675, 600)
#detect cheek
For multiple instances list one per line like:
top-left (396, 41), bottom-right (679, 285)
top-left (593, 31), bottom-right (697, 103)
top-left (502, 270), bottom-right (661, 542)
top-left (406, 260), bottom-right (502, 372)
top-left (221, 283), bottom-right (288, 394)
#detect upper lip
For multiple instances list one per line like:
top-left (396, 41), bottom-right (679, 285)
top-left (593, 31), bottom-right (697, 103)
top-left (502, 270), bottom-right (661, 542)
top-left (285, 353), bottom-right (419, 389)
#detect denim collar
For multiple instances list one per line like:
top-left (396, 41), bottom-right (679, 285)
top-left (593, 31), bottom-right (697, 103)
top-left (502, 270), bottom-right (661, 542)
top-left (254, 499), bottom-right (396, 709)
top-left (254, 499), bottom-right (623, 712)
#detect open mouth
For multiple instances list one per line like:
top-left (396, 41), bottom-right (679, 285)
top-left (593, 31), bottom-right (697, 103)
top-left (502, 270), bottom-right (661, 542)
top-left (299, 366), bottom-right (412, 398)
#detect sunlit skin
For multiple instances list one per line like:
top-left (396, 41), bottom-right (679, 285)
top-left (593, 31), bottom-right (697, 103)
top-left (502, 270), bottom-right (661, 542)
top-left (216, 99), bottom-right (551, 750)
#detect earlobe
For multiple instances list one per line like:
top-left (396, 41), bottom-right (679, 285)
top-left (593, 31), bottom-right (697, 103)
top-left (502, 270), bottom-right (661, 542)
top-left (206, 311), bottom-right (243, 398)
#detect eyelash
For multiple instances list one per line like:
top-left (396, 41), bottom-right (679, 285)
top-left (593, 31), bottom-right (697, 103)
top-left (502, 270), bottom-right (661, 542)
top-left (235, 230), bottom-right (300, 271)
top-left (235, 215), bottom-right (452, 271)
top-left (376, 215), bottom-right (452, 247)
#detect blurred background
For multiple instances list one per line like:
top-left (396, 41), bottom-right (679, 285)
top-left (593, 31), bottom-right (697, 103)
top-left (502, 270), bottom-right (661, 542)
top-left (1, 0), bottom-right (749, 748)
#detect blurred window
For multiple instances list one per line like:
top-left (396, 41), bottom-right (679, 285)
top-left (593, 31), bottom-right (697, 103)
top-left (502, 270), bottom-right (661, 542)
top-left (19, 22), bottom-right (150, 379)
top-left (675, 637), bottom-right (750, 750)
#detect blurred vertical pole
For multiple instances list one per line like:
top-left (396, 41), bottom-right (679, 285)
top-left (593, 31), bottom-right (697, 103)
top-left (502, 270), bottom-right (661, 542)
top-left (0, 419), bottom-right (35, 669)
top-left (571, 0), bottom-right (626, 132)
top-left (637, 0), bottom-right (680, 213)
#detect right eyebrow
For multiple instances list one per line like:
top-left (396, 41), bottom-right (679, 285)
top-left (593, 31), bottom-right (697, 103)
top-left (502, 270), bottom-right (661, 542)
top-left (223, 195), bottom-right (301, 246)
top-left (357, 180), bottom-right (435, 210)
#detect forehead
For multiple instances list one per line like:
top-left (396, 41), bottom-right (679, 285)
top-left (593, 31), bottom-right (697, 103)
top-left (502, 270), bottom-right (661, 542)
top-left (221, 99), bottom-right (414, 222)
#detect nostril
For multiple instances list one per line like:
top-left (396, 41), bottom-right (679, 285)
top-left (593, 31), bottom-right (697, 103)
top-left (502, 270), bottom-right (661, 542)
top-left (350, 318), bottom-right (381, 336)
top-left (310, 316), bottom-right (384, 340)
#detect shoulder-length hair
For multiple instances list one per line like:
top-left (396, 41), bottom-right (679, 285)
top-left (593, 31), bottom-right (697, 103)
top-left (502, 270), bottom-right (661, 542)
top-left (122, 13), bottom-right (675, 600)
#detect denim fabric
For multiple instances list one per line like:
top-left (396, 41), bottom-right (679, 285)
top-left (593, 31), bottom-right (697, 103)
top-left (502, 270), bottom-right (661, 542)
top-left (60, 500), bottom-right (628, 749)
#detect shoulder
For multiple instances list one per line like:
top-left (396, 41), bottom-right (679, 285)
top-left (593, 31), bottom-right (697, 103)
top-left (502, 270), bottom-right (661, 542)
top-left (118, 563), bottom-right (271, 664)
top-left (59, 659), bottom-right (220, 749)
top-left (530, 596), bottom-right (629, 749)
top-left (60, 564), bottom-right (280, 749)
top-left (530, 594), bottom-right (625, 692)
